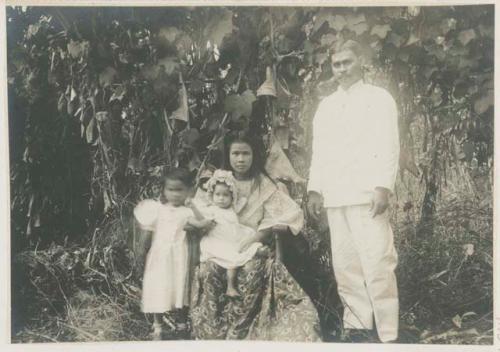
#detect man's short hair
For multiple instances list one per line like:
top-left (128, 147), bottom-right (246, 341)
top-left (331, 39), bottom-right (364, 57)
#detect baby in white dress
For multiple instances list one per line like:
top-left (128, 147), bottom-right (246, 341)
top-left (188, 169), bottom-right (262, 297)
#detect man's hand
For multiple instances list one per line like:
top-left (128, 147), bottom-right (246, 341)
top-left (370, 187), bottom-right (391, 217)
top-left (307, 191), bottom-right (323, 221)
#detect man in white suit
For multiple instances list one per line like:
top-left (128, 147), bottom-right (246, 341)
top-left (307, 40), bottom-right (400, 343)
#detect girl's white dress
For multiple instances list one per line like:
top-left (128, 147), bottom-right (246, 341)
top-left (134, 200), bottom-right (193, 313)
top-left (199, 205), bottom-right (262, 269)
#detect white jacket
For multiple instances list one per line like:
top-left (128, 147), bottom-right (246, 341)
top-left (308, 80), bottom-right (400, 208)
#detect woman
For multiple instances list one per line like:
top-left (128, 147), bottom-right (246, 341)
top-left (189, 133), bottom-right (321, 341)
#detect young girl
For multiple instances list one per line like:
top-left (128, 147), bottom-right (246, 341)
top-left (134, 168), bottom-right (212, 340)
top-left (188, 169), bottom-right (263, 298)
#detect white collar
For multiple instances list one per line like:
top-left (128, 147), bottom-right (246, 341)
top-left (337, 79), bottom-right (364, 95)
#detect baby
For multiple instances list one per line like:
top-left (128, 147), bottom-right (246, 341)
top-left (188, 169), bottom-right (262, 297)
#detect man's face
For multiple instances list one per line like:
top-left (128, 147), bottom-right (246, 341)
top-left (331, 49), bottom-right (363, 89)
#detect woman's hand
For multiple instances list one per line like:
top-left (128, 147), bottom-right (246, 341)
top-left (239, 234), bottom-right (258, 253)
top-left (239, 230), bottom-right (272, 252)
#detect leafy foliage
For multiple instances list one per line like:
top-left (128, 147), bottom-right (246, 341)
top-left (7, 5), bottom-right (493, 343)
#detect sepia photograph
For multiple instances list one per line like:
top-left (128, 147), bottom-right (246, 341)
top-left (3, 0), bottom-right (495, 348)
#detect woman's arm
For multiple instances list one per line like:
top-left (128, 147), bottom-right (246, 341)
top-left (258, 188), bottom-right (304, 236)
top-left (239, 228), bottom-right (272, 252)
top-left (186, 197), bottom-right (205, 220)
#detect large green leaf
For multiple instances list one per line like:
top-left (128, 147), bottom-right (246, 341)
top-left (383, 7), bottom-right (403, 19)
top-left (329, 15), bottom-right (347, 32)
top-left (346, 13), bottom-right (368, 35)
top-left (203, 8), bottom-right (233, 47)
top-left (67, 40), bottom-right (88, 59)
top-left (312, 10), bottom-right (336, 33)
top-left (26, 23), bottom-right (40, 39)
top-left (473, 89), bottom-right (493, 115)
top-left (180, 128), bottom-right (200, 146)
top-left (457, 29), bottom-right (477, 46)
top-left (371, 24), bottom-right (391, 39)
top-left (405, 32), bottom-right (420, 46)
top-left (98, 67), bottom-right (117, 86)
top-left (478, 24), bottom-right (494, 39)
top-left (386, 32), bottom-right (405, 48)
top-left (158, 26), bottom-right (182, 43)
top-left (320, 33), bottom-right (337, 47)
top-left (440, 18), bottom-right (457, 34)
top-left (223, 89), bottom-right (256, 121)
top-left (407, 6), bottom-right (421, 17)
top-left (157, 56), bottom-right (180, 75)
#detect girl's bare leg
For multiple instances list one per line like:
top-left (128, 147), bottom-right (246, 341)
top-left (176, 306), bottom-right (189, 338)
top-left (226, 268), bottom-right (240, 297)
top-left (152, 313), bottom-right (163, 340)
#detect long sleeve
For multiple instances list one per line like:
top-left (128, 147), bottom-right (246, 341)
top-left (258, 189), bottom-right (304, 235)
top-left (369, 91), bottom-right (400, 192)
top-left (307, 100), bottom-right (326, 195)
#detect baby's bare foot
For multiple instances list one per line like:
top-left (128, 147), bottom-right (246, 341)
top-left (255, 246), bottom-right (270, 258)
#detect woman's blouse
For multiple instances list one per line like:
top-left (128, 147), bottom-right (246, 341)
top-left (233, 174), bottom-right (304, 235)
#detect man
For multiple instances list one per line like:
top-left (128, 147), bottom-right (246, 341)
top-left (307, 40), bottom-right (400, 343)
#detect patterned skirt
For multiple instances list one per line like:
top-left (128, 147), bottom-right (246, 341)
top-left (190, 251), bottom-right (322, 341)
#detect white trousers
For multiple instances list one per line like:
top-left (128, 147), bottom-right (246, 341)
top-left (326, 204), bottom-right (399, 342)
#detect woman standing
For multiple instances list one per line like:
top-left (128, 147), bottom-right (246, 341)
top-left (190, 134), bottom-right (321, 341)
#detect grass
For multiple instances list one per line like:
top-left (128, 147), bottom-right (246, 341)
top-left (11, 168), bottom-right (493, 344)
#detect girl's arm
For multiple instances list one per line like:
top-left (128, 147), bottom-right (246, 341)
top-left (184, 198), bottom-right (215, 231)
top-left (186, 216), bottom-right (214, 229)
top-left (135, 226), bottom-right (152, 274)
top-left (133, 199), bottom-right (160, 274)
top-left (185, 197), bottom-right (205, 220)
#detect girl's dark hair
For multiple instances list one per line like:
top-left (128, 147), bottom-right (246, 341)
top-left (159, 168), bottom-right (193, 204)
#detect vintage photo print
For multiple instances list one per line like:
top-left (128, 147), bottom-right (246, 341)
top-left (1, 0), bottom-right (497, 351)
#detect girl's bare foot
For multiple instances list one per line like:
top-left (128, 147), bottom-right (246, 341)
top-left (152, 323), bottom-right (163, 340)
top-left (226, 286), bottom-right (241, 298)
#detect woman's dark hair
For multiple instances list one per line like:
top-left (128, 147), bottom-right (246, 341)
top-left (222, 132), bottom-right (267, 178)
top-left (159, 167), bottom-right (193, 204)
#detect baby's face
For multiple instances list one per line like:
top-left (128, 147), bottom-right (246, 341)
top-left (212, 184), bottom-right (233, 209)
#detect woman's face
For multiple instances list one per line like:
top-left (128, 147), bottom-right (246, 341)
top-left (229, 142), bottom-right (253, 178)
